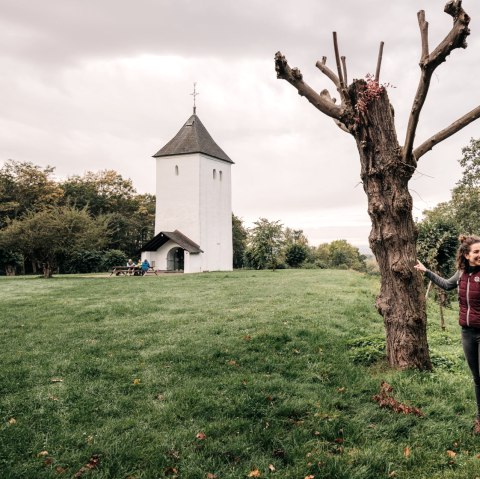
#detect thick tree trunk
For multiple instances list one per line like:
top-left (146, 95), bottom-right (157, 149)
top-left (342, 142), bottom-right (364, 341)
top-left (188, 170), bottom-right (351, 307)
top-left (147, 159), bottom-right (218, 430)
top-left (350, 80), bottom-right (431, 370)
top-left (42, 262), bottom-right (53, 278)
top-left (5, 265), bottom-right (16, 276)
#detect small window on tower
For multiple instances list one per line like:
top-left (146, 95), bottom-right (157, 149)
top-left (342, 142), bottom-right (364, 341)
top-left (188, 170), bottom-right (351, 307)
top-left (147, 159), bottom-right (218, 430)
top-left (219, 171), bottom-right (223, 181)
top-left (175, 165), bottom-right (179, 176)
top-left (213, 169), bottom-right (217, 179)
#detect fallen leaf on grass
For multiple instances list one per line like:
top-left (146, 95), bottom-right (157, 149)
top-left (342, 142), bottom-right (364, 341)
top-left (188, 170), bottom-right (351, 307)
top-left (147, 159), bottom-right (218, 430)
top-left (50, 378), bottom-right (64, 383)
top-left (227, 360), bottom-right (238, 366)
top-left (268, 464), bottom-right (275, 472)
top-left (404, 447), bottom-right (411, 459)
top-left (207, 474), bottom-right (217, 479)
top-left (133, 378), bottom-right (141, 385)
top-left (37, 451), bottom-right (49, 457)
top-left (196, 432), bottom-right (207, 440)
top-left (55, 466), bottom-right (67, 474)
top-left (373, 382), bottom-right (423, 417)
top-left (73, 454), bottom-right (100, 478)
top-left (164, 467), bottom-right (178, 476)
top-left (248, 469), bottom-right (261, 477)
top-left (8, 418), bottom-right (16, 425)
top-left (446, 450), bottom-right (457, 458)
top-left (304, 475), bottom-right (315, 479)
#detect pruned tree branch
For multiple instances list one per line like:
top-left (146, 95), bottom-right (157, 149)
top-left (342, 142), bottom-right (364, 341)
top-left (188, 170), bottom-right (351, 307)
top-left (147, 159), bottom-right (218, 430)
top-left (418, 10), bottom-right (429, 61)
top-left (341, 56), bottom-right (348, 85)
top-left (403, 0), bottom-right (471, 162)
top-left (320, 89), bottom-right (350, 133)
top-left (275, 51), bottom-right (345, 120)
top-left (315, 56), bottom-right (340, 89)
top-left (332, 32), bottom-right (345, 89)
top-left (375, 41), bottom-right (384, 82)
top-left (413, 105), bottom-right (480, 160)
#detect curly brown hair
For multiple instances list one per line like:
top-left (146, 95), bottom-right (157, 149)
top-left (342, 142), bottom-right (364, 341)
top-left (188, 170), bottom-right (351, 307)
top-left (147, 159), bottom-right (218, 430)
top-left (456, 235), bottom-right (480, 270)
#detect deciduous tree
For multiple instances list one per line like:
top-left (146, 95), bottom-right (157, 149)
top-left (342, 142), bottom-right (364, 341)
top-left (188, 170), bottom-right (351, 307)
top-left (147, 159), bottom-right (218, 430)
top-left (275, 0), bottom-right (480, 369)
top-left (0, 206), bottom-right (107, 278)
top-left (0, 160), bottom-right (63, 227)
top-left (248, 218), bottom-right (284, 270)
top-left (61, 171), bottom-right (155, 257)
top-left (232, 214), bottom-right (248, 268)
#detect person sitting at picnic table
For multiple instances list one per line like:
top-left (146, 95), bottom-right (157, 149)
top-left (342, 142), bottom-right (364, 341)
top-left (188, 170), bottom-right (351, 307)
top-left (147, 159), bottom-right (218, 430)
top-left (126, 258), bottom-right (135, 275)
top-left (141, 259), bottom-right (150, 275)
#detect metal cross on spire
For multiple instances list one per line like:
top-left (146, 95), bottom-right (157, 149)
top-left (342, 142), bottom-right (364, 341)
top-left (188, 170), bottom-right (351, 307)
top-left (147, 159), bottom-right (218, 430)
top-left (190, 82), bottom-right (199, 114)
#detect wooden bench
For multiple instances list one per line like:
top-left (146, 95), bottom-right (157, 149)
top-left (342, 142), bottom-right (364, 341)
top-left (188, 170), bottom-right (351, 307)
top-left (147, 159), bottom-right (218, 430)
top-left (143, 267), bottom-right (158, 276)
top-left (109, 266), bottom-right (158, 276)
top-left (109, 266), bottom-right (142, 276)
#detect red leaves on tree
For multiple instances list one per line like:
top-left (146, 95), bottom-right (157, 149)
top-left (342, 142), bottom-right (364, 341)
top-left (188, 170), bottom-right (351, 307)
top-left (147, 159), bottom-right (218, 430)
top-left (372, 382), bottom-right (423, 417)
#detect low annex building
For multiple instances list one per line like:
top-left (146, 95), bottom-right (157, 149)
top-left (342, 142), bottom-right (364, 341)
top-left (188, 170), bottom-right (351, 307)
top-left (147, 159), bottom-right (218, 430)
top-left (140, 109), bottom-right (234, 273)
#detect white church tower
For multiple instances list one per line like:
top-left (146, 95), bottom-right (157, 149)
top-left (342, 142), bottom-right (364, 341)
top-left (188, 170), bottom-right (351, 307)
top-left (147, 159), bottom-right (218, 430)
top-left (140, 102), bottom-right (234, 273)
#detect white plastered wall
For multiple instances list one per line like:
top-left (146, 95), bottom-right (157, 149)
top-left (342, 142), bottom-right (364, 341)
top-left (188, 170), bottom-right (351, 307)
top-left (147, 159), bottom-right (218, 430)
top-left (154, 152), bottom-right (233, 273)
top-left (155, 154), bottom-right (200, 240)
top-left (199, 155), bottom-right (233, 271)
top-left (141, 240), bottom-right (203, 273)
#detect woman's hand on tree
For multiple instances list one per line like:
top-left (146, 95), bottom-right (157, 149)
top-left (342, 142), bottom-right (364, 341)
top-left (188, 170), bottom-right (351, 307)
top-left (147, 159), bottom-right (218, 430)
top-left (414, 261), bottom-right (427, 272)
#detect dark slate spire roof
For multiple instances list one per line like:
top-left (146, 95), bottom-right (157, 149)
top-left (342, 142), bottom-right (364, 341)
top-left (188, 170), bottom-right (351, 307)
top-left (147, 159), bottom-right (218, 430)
top-left (153, 114), bottom-right (233, 164)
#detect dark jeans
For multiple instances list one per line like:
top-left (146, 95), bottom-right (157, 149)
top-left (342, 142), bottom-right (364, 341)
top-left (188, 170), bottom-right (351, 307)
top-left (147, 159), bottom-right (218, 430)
top-left (461, 326), bottom-right (480, 418)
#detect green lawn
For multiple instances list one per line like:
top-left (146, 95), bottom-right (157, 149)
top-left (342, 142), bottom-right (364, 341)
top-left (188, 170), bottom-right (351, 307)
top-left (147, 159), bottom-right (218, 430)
top-left (0, 269), bottom-right (477, 478)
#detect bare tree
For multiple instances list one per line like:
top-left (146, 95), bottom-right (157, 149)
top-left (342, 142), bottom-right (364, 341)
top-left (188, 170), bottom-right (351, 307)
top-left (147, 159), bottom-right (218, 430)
top-left (275, 0), bottom-right (480, 369)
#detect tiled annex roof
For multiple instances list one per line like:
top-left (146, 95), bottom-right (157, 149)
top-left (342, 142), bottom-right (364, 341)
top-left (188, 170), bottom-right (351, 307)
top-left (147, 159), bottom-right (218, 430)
top-left (140, 230), bottom-right (203, 254)
top-left (153, 114), bottom-right (233, 164)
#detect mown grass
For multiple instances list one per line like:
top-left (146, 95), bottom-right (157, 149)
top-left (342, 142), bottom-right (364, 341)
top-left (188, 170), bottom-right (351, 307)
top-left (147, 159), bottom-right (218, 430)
top-left (0, 269), bottom-right (477, 478)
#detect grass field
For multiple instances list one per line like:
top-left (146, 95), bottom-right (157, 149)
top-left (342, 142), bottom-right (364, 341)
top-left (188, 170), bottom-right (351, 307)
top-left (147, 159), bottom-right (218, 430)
top-left (0, 269), bottom-right (478, 478)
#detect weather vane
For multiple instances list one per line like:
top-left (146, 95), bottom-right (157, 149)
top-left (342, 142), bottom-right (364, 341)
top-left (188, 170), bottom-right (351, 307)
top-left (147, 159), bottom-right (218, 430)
top-left (191, 82), bottom-right (199, 114)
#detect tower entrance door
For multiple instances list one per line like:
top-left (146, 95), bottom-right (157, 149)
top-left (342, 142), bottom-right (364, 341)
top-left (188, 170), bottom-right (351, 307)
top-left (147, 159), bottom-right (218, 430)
top-left (167, 247), bottom-right (184, 271)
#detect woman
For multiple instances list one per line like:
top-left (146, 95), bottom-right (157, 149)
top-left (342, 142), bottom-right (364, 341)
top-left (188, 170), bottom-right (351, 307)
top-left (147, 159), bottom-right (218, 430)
top-left (415, 235), bottom-right (480, 433)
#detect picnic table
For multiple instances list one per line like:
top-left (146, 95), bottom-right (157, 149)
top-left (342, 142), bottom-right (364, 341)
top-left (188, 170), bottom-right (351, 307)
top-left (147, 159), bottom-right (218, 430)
top-left (109, 266), bottom-right (158, 276)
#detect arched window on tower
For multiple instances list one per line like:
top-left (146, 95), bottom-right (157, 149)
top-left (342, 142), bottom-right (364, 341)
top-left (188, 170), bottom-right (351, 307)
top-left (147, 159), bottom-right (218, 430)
top-left (219, 170), bottom-right (223, 181)
top-left (175, 165), bottom-right (179, 176)
top-left (213, 169), bottom-right (217, 179)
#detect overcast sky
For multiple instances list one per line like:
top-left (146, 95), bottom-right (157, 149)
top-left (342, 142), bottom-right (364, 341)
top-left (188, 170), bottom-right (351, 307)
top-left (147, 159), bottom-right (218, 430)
top-left (1, 0), bottom-right (479, 251)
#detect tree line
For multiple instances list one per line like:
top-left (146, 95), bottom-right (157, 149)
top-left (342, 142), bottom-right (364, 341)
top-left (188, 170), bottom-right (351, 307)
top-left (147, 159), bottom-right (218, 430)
top-left (233, 216), bottom-right (368, 272)
top-left (0, 159), bottom-right (368, 277)
top-left (0, 160), bottom-right (155, 277)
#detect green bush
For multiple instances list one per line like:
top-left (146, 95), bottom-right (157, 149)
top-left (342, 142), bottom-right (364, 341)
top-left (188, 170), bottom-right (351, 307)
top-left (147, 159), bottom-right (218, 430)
top-left (62, 250), bottom-right (103, 274)
top-left (101, 249), bottom-right (128, 270)
top-left (285, 243), bottom-right (308, 267)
